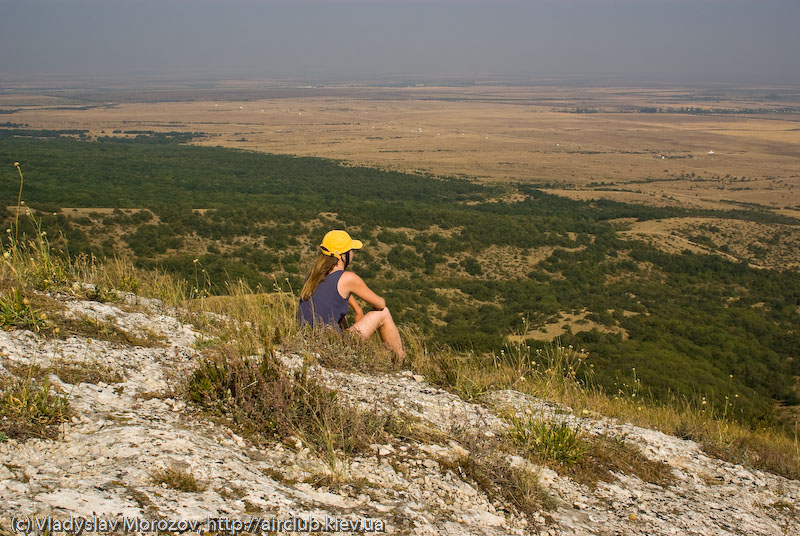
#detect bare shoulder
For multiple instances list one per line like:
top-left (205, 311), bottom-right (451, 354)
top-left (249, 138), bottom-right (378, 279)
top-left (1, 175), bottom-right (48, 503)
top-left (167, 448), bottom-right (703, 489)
top-left (339, 270), bottom-right (364, 288)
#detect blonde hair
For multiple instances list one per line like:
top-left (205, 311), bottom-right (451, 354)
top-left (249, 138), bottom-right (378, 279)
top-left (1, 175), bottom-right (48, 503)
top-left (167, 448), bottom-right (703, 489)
top-left (300, 254), bottom-right (340, 301)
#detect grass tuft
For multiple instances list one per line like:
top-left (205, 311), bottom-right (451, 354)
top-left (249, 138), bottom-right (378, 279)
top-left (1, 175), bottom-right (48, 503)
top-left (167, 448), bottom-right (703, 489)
top-left (49, 360), bottom-right (124, 386)
top-left (187, 280), bottom-right (297, 356)
top-left (0, 287), bottom-right (49, 333)
top-left (285, 325), bottom-right (401, 373)
top-left (441, 432), bottom-right (559, 517)
top-left (505, 414), bottom-right (588, 466)
top-left (55, 313), bottom-right (165, 347)
top-left (564, 434), bottom-right (674, 488)
top-left (0, 366), bottom-right (70, 440)
top-left (150, 464), bottom-right (207, 492)
top-left (185, 347), bottom-right (433, 468)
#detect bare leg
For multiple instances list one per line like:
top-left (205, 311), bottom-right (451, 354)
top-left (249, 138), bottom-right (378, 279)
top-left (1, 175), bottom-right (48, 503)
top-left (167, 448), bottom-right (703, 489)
top-left (348, 307), bottom-right (406, 358)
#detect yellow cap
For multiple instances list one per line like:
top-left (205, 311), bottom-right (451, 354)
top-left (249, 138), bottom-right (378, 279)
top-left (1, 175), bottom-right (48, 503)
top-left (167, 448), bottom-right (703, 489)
top-left (320, 230), bottom-right (363, 260)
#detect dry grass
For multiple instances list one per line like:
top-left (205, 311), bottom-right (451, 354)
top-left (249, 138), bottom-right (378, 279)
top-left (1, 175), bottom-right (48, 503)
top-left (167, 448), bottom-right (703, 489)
top-left (0, 364), bottom-right (70, 440)
top-left (186, 281), bottom-right (297, 357)
top-left (5, 360), bottom-right (123, 389)
top-left (284, 325), bottom-right (402, 373)
top-left (441, 432), bottom-right (560, 516)
top-left (54, 312), bottom-right (166, 348)
top-left (507, 309), bottom-right (629, 343)
top-left (47, 360), bottom-right (123, 386)
top-left (71, 255), bottom-right (189, 307)
top-left (0, 264), bottom-right (166, 348)
top-left (0, 213), bottom-right (189, 310)
top-left (184, 346), bottom-right (435, 469)
top-left (150, 464), bottom-right (207, 493)
top-left (563, 435), bottom-right (674, 488)
top-left (501, 409), bottom-right (673, 488)
top-left (413, 338), bottom-right (800, 481)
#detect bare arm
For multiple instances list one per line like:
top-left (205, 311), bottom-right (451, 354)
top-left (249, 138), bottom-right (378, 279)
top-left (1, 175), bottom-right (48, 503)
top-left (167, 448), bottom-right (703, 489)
top-left (348, 295), bottom-right (365, 322)
top-left (340, 272), bottom-right (386, 310)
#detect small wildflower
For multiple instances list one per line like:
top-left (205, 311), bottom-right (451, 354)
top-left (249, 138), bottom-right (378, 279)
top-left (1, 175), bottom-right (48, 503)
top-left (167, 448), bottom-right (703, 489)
top-left (88, 338), bottom-right (93, 344)
top-left (734, 394), bottom-right (739, 398)
top-left (54, 327), bottom-right (60, 334)
top-left (729, 374), bottom-right (733, 379)
top-left (22, 298), bottom-right (30, 305)
top-left (637, 406), bottom-right (642, 411)
top-left (581, 409), bottom-right (589, 416)
top-left (2, 251), bottom-right (9, 259)
top-left (13, 162), bottom-right (20, 168)
top-left (39, 313), bottom-right (47, 320)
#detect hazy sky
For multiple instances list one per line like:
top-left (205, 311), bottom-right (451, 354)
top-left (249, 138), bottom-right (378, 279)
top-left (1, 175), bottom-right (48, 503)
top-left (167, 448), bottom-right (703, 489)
top-left (1, 0), bottom-right (799, 84)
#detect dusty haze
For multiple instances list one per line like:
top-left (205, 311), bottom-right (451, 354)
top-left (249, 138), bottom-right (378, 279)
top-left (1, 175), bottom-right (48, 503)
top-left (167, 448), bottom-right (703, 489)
top-left (1, 0), bottom-right (800, 84)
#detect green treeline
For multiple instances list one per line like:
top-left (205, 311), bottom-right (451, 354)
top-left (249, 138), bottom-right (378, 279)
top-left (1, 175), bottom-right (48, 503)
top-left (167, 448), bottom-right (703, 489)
top-left (2, 134), bottom-right (799, 424)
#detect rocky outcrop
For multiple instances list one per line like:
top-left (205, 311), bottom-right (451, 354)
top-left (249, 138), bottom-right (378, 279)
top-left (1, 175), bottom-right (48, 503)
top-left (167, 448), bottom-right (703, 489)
top-left (1, 294), bottom-right (798, 535)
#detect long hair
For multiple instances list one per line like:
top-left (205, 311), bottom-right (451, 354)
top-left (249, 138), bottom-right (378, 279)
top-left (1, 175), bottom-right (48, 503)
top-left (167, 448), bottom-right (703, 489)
top-left (300, 253), bottom-right (340, 301)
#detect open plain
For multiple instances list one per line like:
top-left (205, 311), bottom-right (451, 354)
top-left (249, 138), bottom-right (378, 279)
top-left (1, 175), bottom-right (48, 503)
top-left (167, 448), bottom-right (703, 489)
top-left (2, 82), bottom-right (799, 210)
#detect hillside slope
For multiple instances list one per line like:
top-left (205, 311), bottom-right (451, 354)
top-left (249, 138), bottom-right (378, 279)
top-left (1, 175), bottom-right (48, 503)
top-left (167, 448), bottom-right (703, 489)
top-left (0, 292), bottom-right (798, 536)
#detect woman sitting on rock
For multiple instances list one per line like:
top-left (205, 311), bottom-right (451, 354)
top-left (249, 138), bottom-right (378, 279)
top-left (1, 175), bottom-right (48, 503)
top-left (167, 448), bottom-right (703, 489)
top-left (297, 229), bottom-right (405, 358)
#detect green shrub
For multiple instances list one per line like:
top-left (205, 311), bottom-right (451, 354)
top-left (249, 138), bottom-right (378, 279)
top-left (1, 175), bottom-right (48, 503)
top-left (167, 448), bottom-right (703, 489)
top-left (505, 414), bottom-right (588, 466)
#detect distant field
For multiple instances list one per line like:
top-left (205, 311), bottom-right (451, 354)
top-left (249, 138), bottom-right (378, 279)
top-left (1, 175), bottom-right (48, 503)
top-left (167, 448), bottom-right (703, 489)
top-left (2, 83), bottom-right (798, 211)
